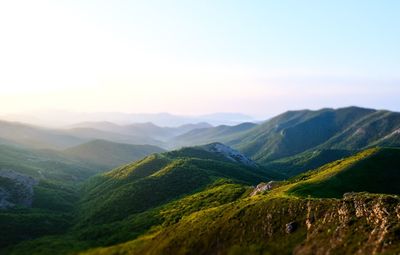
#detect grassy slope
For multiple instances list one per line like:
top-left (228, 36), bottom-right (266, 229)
top-left (93, 193), bottom-right (400, 255)
top-left (286, 147), bottom-right (400, 198)
top-left (80, 148), bottom-right (400, 255)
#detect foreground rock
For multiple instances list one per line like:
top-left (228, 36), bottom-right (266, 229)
top-left (116, 193), bottom-right (400, 255)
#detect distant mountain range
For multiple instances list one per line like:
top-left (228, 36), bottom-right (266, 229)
top-left (69, 121), bottom-right (212, 142)
top-left (3, 111), bottom-right (255, 127)
top-left (0, 120), bottom-right (211, 150)
top-left (174, 106), bottom-right (400, 171)
top-left (2, 106), bottom-right (400, 173)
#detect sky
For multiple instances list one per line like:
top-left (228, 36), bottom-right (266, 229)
top-left (0, 0), bottom-right (399, 119)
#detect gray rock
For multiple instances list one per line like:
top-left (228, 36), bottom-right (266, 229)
top-left (202, 143), bottom-right (257, 167)
top-left (250, 181), bottom-right (277, 196)
top-left (286, 221), bottom-right (297, 234)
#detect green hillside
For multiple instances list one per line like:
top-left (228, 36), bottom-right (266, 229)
top-left (232, 107), bottom-right (378, 162)
top-left (63, 140), bottom-right (165, 169)
top-left (317, 110), bottom-right (400, 150)
top-left (171, 107), bottom-right (400, 169)
top-left (76, 147), bottom-right (400, 255)
top-left (77, 143), bottom-right (276, 226)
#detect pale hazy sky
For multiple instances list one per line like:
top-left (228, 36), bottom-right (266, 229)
top-left (1, 0), bottom-right (399, 118)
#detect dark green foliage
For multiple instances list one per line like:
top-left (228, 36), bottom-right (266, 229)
top-left (0, 209), bottom-right (73, 249)
top-left (32, 181), bottom-right (79, 212)
top-left (5, 235), bottom-right (89, 255)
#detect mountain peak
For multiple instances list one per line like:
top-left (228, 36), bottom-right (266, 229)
top-left (201, 142), bottom-right (256, 167)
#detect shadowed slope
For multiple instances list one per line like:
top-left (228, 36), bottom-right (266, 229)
top-left (286, 148), bottom-right (400, 198)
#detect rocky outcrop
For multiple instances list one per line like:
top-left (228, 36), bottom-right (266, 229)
top-left (92, 192), bottom-right (400, 255)
top-left (250, 181), bottom-right (278, 196)
top-left (0, 169), bottom-right (38, 209)
top-left (286, 221), bottom-right (298, 234)
top-left (0, 187), bottom-right (13, 209)
top-left (202, 143), bottom-right (257, 167)
top-left (295, 193), bottom-right (400, 255)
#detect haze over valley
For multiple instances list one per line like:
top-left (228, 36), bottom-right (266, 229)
top-left (1, 1), bottom-right (400, 255)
